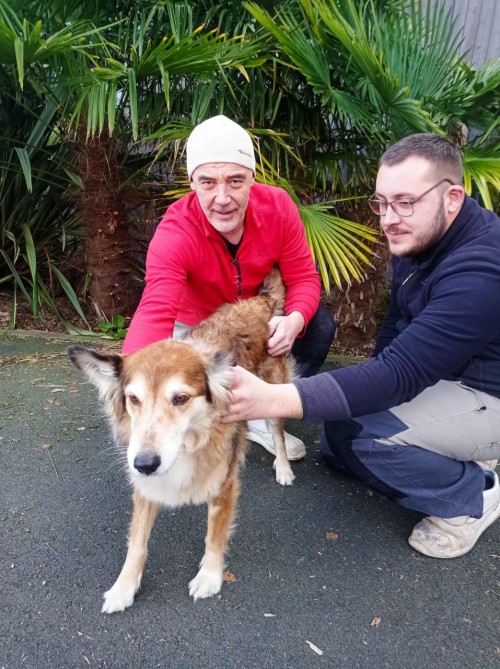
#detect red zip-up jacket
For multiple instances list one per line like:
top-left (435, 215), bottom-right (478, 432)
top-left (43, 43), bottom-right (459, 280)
top-left (123, 183), bottom-right (320, 354)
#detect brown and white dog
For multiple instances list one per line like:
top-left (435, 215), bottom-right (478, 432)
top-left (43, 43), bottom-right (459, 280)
top-left (67, 270), bottom-right (295, 613)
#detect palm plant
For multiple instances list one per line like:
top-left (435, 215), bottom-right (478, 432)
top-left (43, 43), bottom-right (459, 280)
top-left (0, 8), bottom-right (92, 328)
top-left (143, 2), bottom-right (381, 293)
top-left (2, 0), bottom-right (497, 332)
top-left (0, 0), bottom-right (268, 323)
top-left (244, 0), bottom-right (499, 206)
top-left (237, 0), bottom-right (498, 338)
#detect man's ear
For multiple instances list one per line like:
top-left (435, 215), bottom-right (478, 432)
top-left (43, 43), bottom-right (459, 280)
top-left (447, 184), bottom-right (465, 214)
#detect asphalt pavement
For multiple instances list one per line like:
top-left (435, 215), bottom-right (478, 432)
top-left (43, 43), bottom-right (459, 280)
top-left (1, 331), bottom-right (499, 669)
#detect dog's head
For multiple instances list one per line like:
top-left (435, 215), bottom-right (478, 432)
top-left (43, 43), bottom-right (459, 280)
top-left (67, 341), bottom-right (234, 478)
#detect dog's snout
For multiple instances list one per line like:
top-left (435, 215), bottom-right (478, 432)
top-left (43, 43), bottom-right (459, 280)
top-left (134, 454), bottom-right (161, 476)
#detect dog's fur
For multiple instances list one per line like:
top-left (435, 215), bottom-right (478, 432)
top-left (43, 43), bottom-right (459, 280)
top-left (67, 269), bottom-right (295, 613)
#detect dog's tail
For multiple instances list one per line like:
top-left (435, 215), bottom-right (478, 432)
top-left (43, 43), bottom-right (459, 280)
top-left (259, 266), bottom-right (286, 316)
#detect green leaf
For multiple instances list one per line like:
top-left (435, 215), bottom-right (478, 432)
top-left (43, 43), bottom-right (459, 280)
top-left (8, 284), bottom-right (17, 329)
top-left (51, 264), bottom-right (91, 328)
top-left (21, 224), bottom-right (38, 316)
top-left (14, 147), bottom-right (32, 192)
top-left (13, 35), bottom-right (24, 88)
top-left (127, 67), bottom-right (139, 141)
top-left (0, 249), bottom-right (32, 305)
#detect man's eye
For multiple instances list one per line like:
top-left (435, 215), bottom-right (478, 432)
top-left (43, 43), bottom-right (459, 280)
top-left (396, 200), bottom-right (413, 209)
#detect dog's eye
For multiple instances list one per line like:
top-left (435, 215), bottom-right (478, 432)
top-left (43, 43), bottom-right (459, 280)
top-left (173, 393), bottom-right (190, 406)
top-left (127, 393), bottom-right (141, 406)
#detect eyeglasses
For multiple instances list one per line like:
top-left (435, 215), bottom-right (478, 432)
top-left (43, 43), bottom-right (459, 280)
top-left (368, 178), bottom-right (454, 217)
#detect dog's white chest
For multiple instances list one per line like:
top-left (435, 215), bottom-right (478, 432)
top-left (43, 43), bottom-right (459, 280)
top-left (132, 454), bottom-right (220, 507)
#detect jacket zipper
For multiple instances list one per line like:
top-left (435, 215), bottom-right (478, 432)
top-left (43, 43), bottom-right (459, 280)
top-left (231, 257), bottom-right (242, 298)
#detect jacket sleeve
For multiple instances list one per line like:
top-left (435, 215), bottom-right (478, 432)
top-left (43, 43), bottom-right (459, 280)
top-left (278, 191), bottom-right (321, 330)
top-left (122, 213), bottom-right (190, 354)
top-left (295, 256), bottom-right (500, 422)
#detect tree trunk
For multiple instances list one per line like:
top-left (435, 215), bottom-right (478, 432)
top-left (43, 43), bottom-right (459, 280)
top-left (326, 244), bottom-right (390, 355)
top-left (78, 133), bottom-right (141, 321)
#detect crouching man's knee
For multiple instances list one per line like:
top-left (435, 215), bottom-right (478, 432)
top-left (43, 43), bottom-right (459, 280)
top-left (320, 419), bottom-right (363, 474)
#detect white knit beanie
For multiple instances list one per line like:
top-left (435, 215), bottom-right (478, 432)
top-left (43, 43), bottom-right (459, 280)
top-left (186, 115), bottom-right (255, 179)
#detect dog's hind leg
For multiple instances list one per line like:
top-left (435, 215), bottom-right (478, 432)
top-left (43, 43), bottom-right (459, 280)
top-left (189, 477), bottom-right (241, 601)
top-left (267, 418), bottom-right (295, 486)
top-left (102, 490), bottom-right (160, 613)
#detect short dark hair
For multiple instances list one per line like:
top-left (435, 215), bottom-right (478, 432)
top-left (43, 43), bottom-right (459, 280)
top-left (379, 134), bottom-right (463, 184)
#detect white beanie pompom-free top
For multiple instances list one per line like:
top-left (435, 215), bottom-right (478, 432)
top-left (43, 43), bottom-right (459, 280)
top-left (186, 115), bottom-right (256, 179)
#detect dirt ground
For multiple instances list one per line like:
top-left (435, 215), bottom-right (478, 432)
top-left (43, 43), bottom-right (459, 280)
top-left (0, 289), bottom-right (93, 336)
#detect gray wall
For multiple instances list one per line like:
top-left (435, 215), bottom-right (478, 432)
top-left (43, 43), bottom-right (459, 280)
top-left (440, 0), bottom-right (500, 66)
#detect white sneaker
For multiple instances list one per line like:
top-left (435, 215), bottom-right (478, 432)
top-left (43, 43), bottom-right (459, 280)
top-left (408, 470), bottom-right (500, 558)
top-left (246, 424), bottom-right (306, 461)
top-left (476, 459), bottom-right (498, 470)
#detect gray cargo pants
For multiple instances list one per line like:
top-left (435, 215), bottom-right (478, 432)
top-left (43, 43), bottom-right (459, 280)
top-left (320, 380), bottom-right (500, 518)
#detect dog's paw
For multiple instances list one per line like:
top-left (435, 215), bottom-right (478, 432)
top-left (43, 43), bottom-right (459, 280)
top-left (101, 583), bottom-right (136, 614)
top-left (188, 567), bottom-right (223, 601)
top-left (275, 463), bottom-right (295, 486)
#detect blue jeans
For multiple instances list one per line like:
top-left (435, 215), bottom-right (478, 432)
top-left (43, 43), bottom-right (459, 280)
top-left (291, 305), bottom-right (335, 378)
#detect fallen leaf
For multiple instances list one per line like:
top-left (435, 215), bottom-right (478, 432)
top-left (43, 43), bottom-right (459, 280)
top-left (325, 531), bottom-right (339, 541)
top-left (371, 617), bottom-right (382, 627)
top-left (306, 640), bottom-right (323, 656)
top-left (223, 570), bottom-right (237, 583)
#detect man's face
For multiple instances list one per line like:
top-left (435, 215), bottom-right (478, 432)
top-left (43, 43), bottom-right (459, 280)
top-left (375, 157), bottom-right (455, 257)
top-left (190, 163), bottom-right (255, 244)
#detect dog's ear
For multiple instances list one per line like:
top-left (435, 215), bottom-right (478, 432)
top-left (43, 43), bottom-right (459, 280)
top-left (67, 345), bottom-right (129, 446)
top-left (205, 349), bottom-right (235, 408)
top-left (67, 345), bottom-right (123, 391)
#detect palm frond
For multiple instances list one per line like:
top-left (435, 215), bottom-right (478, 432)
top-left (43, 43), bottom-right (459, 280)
top-left (300, 202), bottom-right (378, 291)
top-left (463, 145), bottom-right (500, 210)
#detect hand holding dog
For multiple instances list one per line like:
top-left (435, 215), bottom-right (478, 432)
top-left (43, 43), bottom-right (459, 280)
top-left (223, 365), bottom-right (303, 422)
top-left (267, 311), bottom-right (304, 357)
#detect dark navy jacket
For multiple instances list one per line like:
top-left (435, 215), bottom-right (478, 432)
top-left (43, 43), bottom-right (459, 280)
top-left (296, 196), bottom-right (500, 422)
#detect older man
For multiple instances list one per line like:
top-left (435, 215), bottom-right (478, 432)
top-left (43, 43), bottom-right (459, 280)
top-left (123, 115), bottom-right (335, 459)
top-left (224, 133), bottom-right (500, 559)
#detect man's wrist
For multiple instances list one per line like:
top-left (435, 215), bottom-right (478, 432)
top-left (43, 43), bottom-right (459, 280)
top-left (269, 383), bottom-right (303, 419)
top-left (286, 311), bottom-right (305, 337)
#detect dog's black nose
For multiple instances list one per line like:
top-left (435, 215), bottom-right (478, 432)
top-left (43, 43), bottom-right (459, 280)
top-left (134, 454), bottom-right (161, 476)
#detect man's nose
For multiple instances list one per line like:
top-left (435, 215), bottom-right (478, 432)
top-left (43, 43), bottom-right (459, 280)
top-left (214, 183), bottom-right (231, 203)
top-left (381, 204), bottom-right (401, 226)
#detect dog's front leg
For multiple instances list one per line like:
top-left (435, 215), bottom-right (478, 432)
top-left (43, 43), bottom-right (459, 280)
top-left (267, 418), bottom-right (295, 486)
top-left (102, 490), bottom-right (160, 614)
top-left (189, 477), bottom-right (240, 601)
